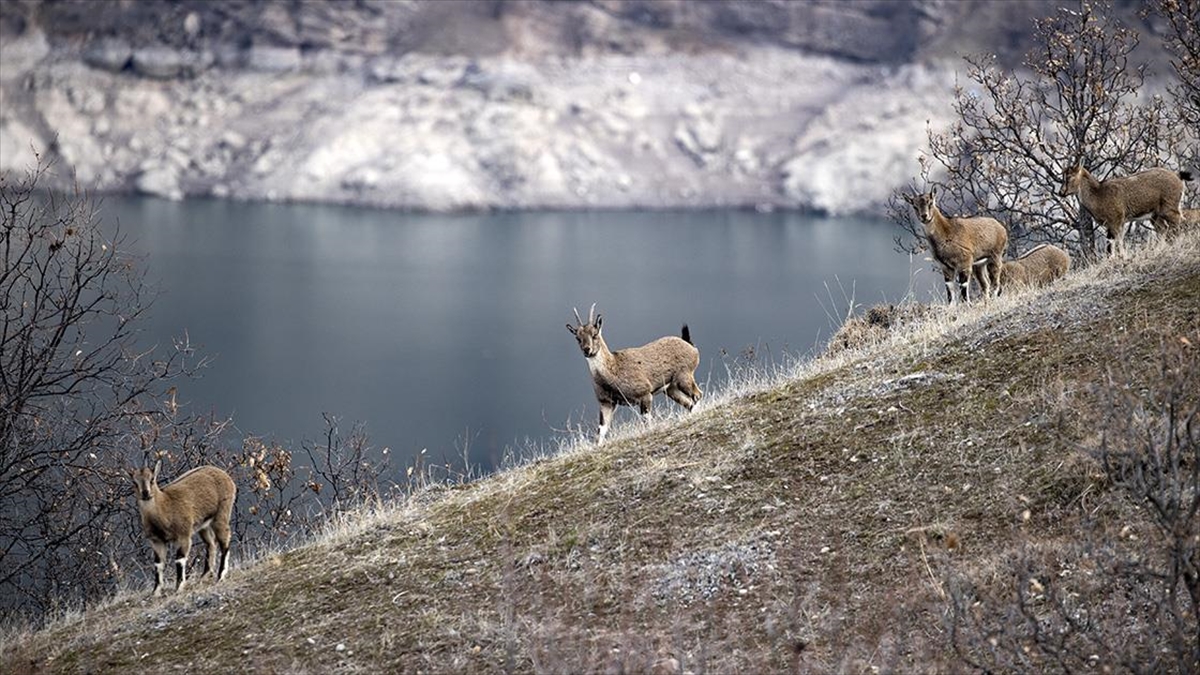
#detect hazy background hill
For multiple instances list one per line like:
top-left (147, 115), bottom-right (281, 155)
top-left (0, 0), bottom-right (1169, 214)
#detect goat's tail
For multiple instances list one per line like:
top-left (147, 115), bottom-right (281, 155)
top-left (681, 324), bottom-right (693, 345)
top-left (1180, 170), bottom-right (1194, 182)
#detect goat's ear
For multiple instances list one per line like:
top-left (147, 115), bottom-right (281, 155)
top-left (900, 192), bottom-right (913, 205)
top-left (566, 323), bottom-right (578, 335)
top-left (152, 459), bottom-right (161, 484)
top-left (930, 186), bottom-right (938, 202)
top-left (594, 314), bottom-right (603, 332)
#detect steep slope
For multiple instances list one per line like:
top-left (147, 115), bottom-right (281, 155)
top-left (3, 233), bottom-right (1198, 673)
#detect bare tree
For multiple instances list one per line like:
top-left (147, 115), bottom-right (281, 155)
top-left (892, 0), bottom-right (1186, 264)
top-left (1, 162), bottom-right (402, 625)
top-left (1151, 0), bottom-right (1200, 174)
top-left (0, 161), bottom-right (204, 620)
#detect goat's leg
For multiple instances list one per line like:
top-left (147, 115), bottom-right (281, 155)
top-left (957, 269), bottom-right (971, 304)
top-left (667, 384), bottom-right (695, 411)
top-left (942, 270), bottom-right (956, 306)
top-left (214, 512), bottom-right (233, 581)
top-left (1155, 213), bottom-right (1180, 240)
top-left (1106, 220), bottom-right (1127, 258)
top-left (638, 396), bottom-right (653, 420)
top-left (174, 536), bottom-right (192, 592)
top-left (987, 258), bottom-right (1003, 299)
top-left (150, 539), bottom-right (168, 597)
top-left (597, 400), bottom-right (615, 443)
top-left (199, 526), bottom-right (217, 578)
top-left (971, 259), bottom-right (991, 300)
top-left (1151, 215), bottom-right (1167, 240)
top-left (689, 377), bottom-right (703, 403)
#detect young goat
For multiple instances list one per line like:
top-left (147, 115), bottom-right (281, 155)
top-left (567, 304), bottom-right (702, 443)
top-left (903, 188), bottom-right (1008, 305)
top-left (131, 460), bottom-right (236, 596)
top-left (1058, 163), bottom-right (1193, 256)
top-left (998, 243), bottom-right (1071, 293)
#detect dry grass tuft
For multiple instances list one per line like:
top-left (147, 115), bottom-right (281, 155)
top-left (824, 301), bottom-right (937, 356)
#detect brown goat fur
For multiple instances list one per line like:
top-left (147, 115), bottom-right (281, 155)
top-left (132, 461), bottom-right (236, 596)
top-left (1059, 164), bottom-right (1192, 256)
top-left (567, 304), bottom-right (702, 443)
top-left (998, 243), bottom-right (1071, 293)
top-left (903, 188), bottom-right (1008, 305)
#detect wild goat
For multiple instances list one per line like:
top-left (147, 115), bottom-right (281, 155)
top-left (131, 460), bottom-right (236, 596)
top-left (998, 243), bottom-right (1071, 293)
top-left (1058, 163), bottom-right (1193, 256)
top-left (903, 188), bottom-right (1008, 304)
top-left (567, 304), bottom-right (702, 443)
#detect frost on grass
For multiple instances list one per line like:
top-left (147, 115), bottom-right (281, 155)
top-left (652, 538), bottom-right (778, 606)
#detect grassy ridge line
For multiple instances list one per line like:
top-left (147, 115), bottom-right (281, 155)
top-left (4, 232), bottom-right (1199, 673)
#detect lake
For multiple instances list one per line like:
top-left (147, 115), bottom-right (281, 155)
top-left (99, 197), bottom-right (936, 471)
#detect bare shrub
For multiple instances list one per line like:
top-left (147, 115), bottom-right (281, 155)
top-left (0, 162), bottom-right (208, 620)
top-left (1150, 0), bottom-right (1200, 169)
top-left (945, 335), bottom-right (1199, 673)
top-left (825, 302), bottom-right (935, 356)
top-left (1, 162), bottom-right (398, 625)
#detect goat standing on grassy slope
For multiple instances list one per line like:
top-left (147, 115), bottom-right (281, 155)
top-left (1058, 162), bottom-right (1193, 256)
top-left (903, 188), bottom-right (1008, 305)
top-left (567, 304), bottom-right (702, 443)
top-left (132, 460), bottom-right (236, 596)
top-left (998, 243), bottom-right (1071, 293)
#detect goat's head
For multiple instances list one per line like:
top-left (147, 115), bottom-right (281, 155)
top-left (903, 189), bottom-right (937, 224)
top-left (1059, 162), bottom-right (1085, 197)
top-left (131, 460), bottom-right (161, 502)
top-left (566, 303), bottom-right (603, 358)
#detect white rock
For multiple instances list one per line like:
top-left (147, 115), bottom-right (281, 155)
top-left (136, 164), bottom-right (183, 200)
top-left (0, 119), bottom-right (47, 173)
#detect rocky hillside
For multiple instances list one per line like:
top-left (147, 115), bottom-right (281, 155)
top-left (0, 0), bottom-right (1166, 214)
top-left (3, 231), bottom-right (1196, 673)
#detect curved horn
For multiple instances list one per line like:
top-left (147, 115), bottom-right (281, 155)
top-left (588, 303), bottom-right (596, 325)
top-left (572, 307), bottom-right (583, 326)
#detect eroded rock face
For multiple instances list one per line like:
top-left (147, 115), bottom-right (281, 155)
top-left (5, 1), bottom-right (944, 62)
top-left (0, 0), bottom-right (1144, 214)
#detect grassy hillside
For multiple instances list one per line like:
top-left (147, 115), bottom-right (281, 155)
top-left (4, 233), bottom-right (1198, 674)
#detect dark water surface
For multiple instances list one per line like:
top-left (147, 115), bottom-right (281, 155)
top-left (100, 198), bottom-right (935, 469)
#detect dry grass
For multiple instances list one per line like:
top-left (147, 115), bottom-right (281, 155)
top-left (3, 232), bottom-right (1198, 674)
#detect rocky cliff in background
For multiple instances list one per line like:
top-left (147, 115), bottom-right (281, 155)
top-left (0, 0), bottom-right (1163, 214)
